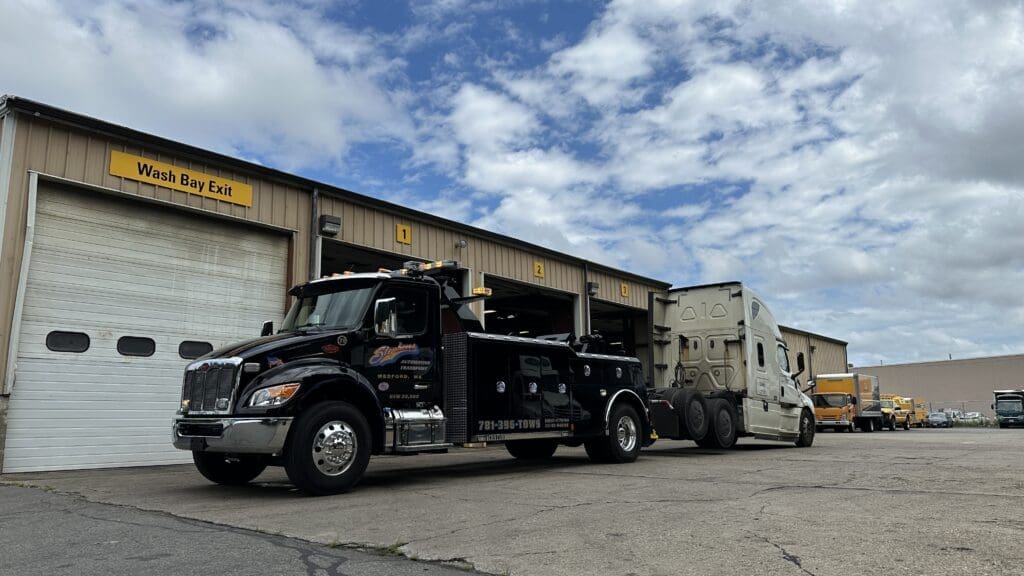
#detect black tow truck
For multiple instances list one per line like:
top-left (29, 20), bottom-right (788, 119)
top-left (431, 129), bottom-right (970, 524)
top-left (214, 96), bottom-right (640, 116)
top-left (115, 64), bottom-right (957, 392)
top-left (172, 261), bottom-right (653, 494)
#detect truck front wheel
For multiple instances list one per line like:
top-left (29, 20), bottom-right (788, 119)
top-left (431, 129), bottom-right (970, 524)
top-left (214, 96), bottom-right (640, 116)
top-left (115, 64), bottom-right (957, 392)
top-left (584, 404), bottom-right (642, 463)
top-left (192, 452), bottom-right (267, 485)
top-left (506, 439), bottom-right (558, 460)
top-left (284, 401), bottom-right (371, 496)
top-left (795, 410), bottom-right (815, 447)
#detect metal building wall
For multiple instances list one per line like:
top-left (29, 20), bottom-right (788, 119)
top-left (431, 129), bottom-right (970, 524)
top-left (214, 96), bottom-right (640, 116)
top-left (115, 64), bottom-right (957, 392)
top-left (780, 327), bottom-right (849, 389)
top-left (0, 113), bottom-right (311, 383)
top-left (587, 268), bottom-right (654, 311)
top-left (318, 194), bottom-right (586, 294)
top-left (854, 354), bottom-right (1024, 416)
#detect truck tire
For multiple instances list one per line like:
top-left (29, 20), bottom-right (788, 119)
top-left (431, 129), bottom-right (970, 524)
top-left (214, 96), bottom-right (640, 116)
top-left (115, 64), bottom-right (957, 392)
top-left (506, 439), bottom-right (558, 460)
top-left (847, 422), bottom-right (856, 433)
top-left (902, 418), bottom-right (911, 430)
top-left (677, 390), bottom-right (709, 441)
top-left (695, 398), bottom-right (738, 449)
top-left (795, 410), bottom-right (815, 447)
top-left (859, 419), bottom-right (874, 432)
top-left (192, 452), bottom-right (267, 485)
top-left (584, 403), bottom-right (642, 464)
top-left (284, 401), bottom-right (371, 496)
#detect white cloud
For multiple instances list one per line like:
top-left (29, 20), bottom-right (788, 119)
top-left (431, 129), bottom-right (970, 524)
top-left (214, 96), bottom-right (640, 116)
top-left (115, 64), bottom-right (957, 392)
top-left (0, 0), bottom-right (412, 171)
top-left (5, 0), bottom-right (1023, 364)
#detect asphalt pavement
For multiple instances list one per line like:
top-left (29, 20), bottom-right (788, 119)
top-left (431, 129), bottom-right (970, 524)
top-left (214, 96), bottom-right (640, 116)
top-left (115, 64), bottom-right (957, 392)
top-left (3, 428), bottom-right (1024, 576)
top-left (0, 485), bottom-right (480, 576)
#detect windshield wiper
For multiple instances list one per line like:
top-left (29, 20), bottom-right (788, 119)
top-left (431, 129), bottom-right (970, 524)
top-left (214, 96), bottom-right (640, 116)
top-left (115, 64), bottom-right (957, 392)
top-left (291, 323), bottom-right (326, 332)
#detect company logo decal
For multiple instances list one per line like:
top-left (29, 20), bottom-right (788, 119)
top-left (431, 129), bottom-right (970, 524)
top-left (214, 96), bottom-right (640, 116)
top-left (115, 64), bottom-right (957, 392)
top-left (369, 343), bottom-right (419, 367)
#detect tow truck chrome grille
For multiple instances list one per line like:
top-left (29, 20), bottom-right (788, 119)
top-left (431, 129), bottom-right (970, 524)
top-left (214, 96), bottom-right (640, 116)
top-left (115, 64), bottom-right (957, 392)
top-left (181, 358), bottom-right (241, 415)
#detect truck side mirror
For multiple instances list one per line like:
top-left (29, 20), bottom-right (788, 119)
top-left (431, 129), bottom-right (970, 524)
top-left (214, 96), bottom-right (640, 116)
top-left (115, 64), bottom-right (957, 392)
top-left (261, 320), bottom-right (274, 336)
top-left (374, 298), bottom-right (398, 338)
top-left (797, 352), bottom-right (805, 373)
top-left (850, 396), bottom-right (858, 405)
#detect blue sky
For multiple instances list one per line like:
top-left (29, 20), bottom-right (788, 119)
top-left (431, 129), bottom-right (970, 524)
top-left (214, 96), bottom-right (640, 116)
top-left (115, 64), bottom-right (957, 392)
top-left (4, 0), bottom-right (1024, 365)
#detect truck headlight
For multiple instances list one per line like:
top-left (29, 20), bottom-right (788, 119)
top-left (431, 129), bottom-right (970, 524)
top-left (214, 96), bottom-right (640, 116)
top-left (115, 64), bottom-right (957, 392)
top-left (248, 383), bottom-right (300, 407)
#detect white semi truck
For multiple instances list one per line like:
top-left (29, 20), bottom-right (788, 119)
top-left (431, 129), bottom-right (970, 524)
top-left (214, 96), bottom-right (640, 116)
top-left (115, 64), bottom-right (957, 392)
top-left (647, 282), bottom-right (815, 449)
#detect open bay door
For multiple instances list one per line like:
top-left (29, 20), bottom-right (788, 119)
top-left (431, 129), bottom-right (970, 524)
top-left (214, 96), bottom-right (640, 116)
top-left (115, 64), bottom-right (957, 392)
top-left (481, 275), bottom-right (576, 338)
top-left (3, 184), bottom-right (288, 472)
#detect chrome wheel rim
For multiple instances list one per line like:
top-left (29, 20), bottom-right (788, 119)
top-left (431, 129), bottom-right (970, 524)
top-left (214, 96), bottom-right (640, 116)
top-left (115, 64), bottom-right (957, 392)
top-left (312, 420), bottom-right (357, 477)
top-left (616, 415), bottom-right (637, 453)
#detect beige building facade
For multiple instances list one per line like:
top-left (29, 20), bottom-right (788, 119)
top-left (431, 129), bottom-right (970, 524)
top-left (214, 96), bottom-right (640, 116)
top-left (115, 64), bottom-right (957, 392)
top-left (780, 326), bottom-right (849, 390)
top-left (854, 354), bottom-right (1024, 416)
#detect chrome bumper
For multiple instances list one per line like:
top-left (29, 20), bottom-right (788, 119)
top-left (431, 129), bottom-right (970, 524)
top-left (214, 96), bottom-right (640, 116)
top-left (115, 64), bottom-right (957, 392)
top-left (816, 421), bottom-right (851, 427)
top-left (172, 417), bottom-right (293, 454)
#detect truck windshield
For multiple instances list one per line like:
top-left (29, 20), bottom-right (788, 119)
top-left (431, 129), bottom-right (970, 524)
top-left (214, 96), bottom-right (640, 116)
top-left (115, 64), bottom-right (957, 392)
top-left (813, 394), bottom-right (848, 408)
top-left (280, 286), bottom-right (375, 332)
top-left (995, 399), bottom-right (1023, 414)
top-left (881, 399), bottom-right (894, 409)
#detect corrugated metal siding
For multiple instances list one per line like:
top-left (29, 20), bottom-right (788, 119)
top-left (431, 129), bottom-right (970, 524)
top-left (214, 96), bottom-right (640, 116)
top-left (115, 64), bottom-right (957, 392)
top-left (588, 268), bottom-right (653, 311)
top-left (319, 195), bottom-right (589, 294)
top-left (779, 328), bottom-right (848, 389)
top-left (0, 116), bottom-right (310, 380)
top-left (0, 113), bottom-right (32, 384)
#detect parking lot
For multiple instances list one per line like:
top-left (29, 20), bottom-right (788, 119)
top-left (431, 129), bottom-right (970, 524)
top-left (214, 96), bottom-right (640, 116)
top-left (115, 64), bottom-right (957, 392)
top-left (3, 428), bottom-right (1023, 576)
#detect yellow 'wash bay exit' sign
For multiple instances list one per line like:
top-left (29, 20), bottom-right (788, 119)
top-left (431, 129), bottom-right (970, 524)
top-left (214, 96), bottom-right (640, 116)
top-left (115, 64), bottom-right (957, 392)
top-left (109, 150), bottom-right (253, 207)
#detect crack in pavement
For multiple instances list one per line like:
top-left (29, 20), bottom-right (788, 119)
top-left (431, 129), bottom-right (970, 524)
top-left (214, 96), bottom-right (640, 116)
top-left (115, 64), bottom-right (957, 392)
top-left (750, 483), bottom-right (1024, 499)
top-left (748, 531), bottom-right (816, 576)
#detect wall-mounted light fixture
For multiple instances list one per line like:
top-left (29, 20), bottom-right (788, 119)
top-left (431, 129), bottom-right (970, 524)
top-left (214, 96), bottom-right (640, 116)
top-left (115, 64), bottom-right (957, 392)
top-left (586, 281), bottom-right (600, 296)
top-left (455, 239), bottom-right (468, 249)
top-left (318, 214), bottom-right (341, 237)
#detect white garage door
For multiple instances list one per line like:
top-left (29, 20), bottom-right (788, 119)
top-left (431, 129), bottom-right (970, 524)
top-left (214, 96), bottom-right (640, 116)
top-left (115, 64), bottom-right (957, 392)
top-left (3, 184), bottom-right (288, 472)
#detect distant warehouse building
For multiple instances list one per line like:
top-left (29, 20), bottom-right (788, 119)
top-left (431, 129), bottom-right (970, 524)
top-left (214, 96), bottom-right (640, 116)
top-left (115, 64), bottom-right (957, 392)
top-left (854, 354), bottom-right (1024, 416)
top-left (0, 96), bottom-right (846, 473)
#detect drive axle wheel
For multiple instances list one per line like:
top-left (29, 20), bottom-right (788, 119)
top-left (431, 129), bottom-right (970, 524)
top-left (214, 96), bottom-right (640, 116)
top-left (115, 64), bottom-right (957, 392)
top-left (585, 403), bottom-right (642, 463)
top-left (506, 439), bottom-right (558, 460)
top-left (795, 410), bottom-right (815, 447)
top-left (284, 401), bottom-right (370, 496)
top-left (695, 398), bottom-right (738, 449)
top-left (677, 390), bottom-right (709, 441)
top-left (192, 452), bottom-right (267, 485)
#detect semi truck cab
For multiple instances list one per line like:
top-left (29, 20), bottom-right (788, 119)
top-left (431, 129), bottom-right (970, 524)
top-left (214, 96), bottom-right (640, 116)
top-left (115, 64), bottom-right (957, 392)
top-left (648, 282), bottom-right (816, 449)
